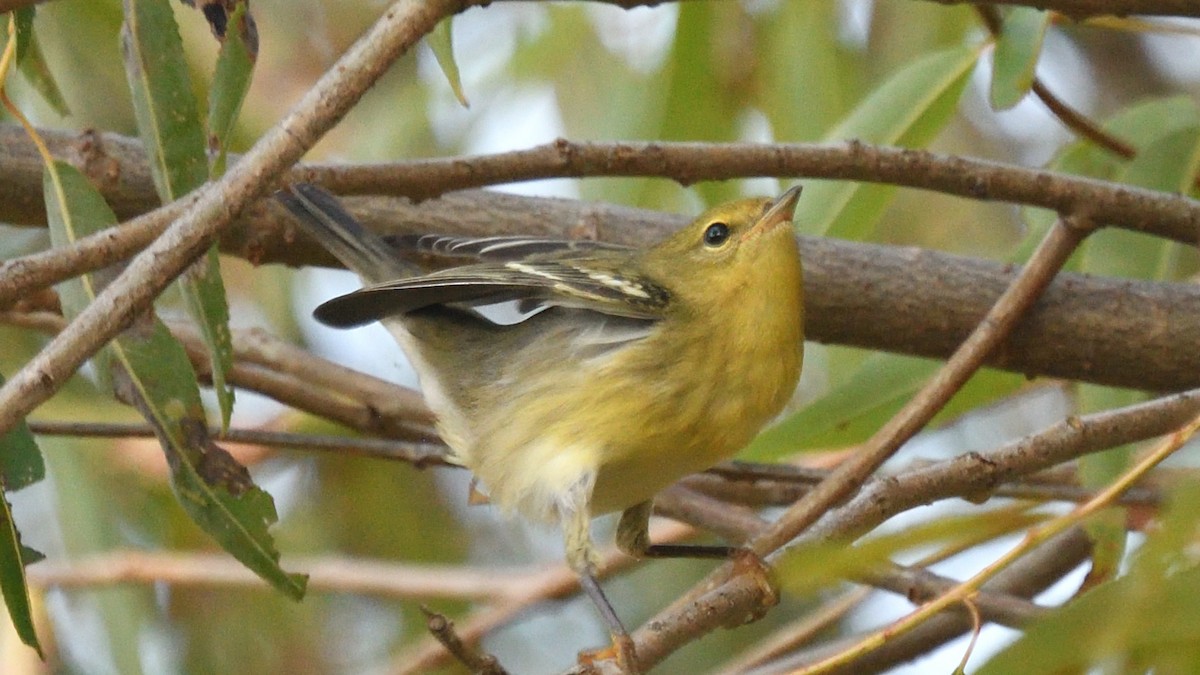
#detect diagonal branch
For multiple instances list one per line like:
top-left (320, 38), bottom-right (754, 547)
top-left (756, 218), bottom-right (1092, 553)
top-left (621, 216), bottom-right (1092, 670)
top-left (0, 0), bottom-right (481, 440)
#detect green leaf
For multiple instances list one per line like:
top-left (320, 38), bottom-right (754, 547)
top-left (1079, 123), bottom-right (1200, 282)
top-left (42, 162), bottom-right (120, 385)
top-left (121, 0), bottom-right (236, 428)
top-left (113, 323), bottom-right (308, 600)
top-left (1071, 121), bottom-right (1200, 583)
top-left (1019, 96), bottom-right (1200, 252)
top-left (181, 249), bottom-right (236, 429)
top-left (989, 8), bottom-right (1050, 110)
top-left (757, 1), bottom-right (856, 142)
top-left (207, 0), bottom-right (256, 176)
top-left (12, 7), bottom-right (35, 61)
top-left (120, 0), bottom-right (207, 201)
top-left (654, 3), bottom-right (747, 205)
top-left (0, 373), bottom-right (45, 658)
top-left (0, 488), bottom-right (42, 658)
top-left (0, 413), bottom-right (44, 495)
top-left (428, 17), bottom-right (468, 108)
top-left (745, 353), bottom-right (935, 460)
top-left (42, 161), bottom-right (305, 600)
top-left (979, 484), bottom-right (1200, 675)
top-left (798, 43), bottom-right (984, 239)
top-left (744, 351), bottom-right (1027, 461)
top-left (777, 506), bottom-right (1045, 597)
top-left (11, 9), bottom-right (71, 117)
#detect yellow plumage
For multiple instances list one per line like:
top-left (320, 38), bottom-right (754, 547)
top-left (278, 184), bottom-right (804, 669)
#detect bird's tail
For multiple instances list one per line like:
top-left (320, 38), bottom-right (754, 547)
top-left (276, 183), bottom-right (414, 283)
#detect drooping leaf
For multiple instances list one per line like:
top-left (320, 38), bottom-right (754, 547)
top-left (121, 0), bottom-right (235, 428)
top-left (0, 488), bottom-right (42, 658)
top-left (180, 249), bottom-right (236, 430)
top-left (42, 161), bottom-right (305, 599)
top-left (428, 17), bottom-right (468, 108)
top-left (11, 8), bottom-right (71, 117)
top-left (112, 324), bottom-right (308, 600)
top-left (0, 371), bottom-right (45, 658)
top-left (120, 0), bottom-right (207, 200)
top-left (798, 43), bottom-right (984, 239)
top-left (207, 0), bottom-right (257, 176)
top-left (989, 7), bottom-right (1050, 110)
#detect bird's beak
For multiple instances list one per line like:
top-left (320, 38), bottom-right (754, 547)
top-left (752, 185), bottom-right (802, 237)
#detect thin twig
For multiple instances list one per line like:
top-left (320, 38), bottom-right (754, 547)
top-left (420, 607), bottom-right (510, 675)
top-left (974, 4), bottom-right (1136, 159)
top-left (923, 0), bottom-right (1200, 19)
top-left (761, 526), bottom-right (1092, 674)
top-left (26, 421), bottom-right (451, 466)
top-left (5, 128), bottom-right (1200, 243)
top-left (690, 459), bottom-right (1168, 508)
top-left (30, 551), bottom-right (546, 601)
top-left (292, 141), bottom-right (1197, 243)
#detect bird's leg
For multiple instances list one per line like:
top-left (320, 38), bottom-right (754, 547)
top-left (561, 478), bottom-right (639, 673)
top-left (616, 500), bottom-right (779, 623)
top-left (616, 499), bottom-right (735, 559)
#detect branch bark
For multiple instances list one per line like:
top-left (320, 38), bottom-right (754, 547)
top-left (3, 129), bottom-right (1200, 392)
top-left (0, 0), bottom-right (482, 440)
top-left (5, 127), bottom-right (1198, 244)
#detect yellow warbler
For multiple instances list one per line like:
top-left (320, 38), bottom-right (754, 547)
top-left (278, 184), bottom-right (804, 668)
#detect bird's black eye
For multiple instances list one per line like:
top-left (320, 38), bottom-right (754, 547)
top-left (703, 222), bottom-right (730, 247)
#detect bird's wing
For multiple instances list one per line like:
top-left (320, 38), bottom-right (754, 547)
top-left (313, 259), bottom-right (671, 328)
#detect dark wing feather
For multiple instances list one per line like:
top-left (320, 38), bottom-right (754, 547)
top-left (314, 259), bottom-right (670, 328)
top-left (387, 234), bottom-right (634, 262)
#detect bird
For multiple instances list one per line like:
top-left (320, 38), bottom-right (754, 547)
top-left (277, 183), bottom-right (804, 671)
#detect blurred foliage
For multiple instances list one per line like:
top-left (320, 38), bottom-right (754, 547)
top-left (2, 0), bottom-right (1200, 673)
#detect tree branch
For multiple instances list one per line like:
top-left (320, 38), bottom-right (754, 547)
top-left (5, 127), bottom-right (1198, 244)
top-left (756, 216), bottom-right (1090, 563)
top-left (925, 0), bottom-right (1200, 19)
top-left (4, 130), bottom-right (1200, 392)
top-left (0, 0), bottom-right (481, 440)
